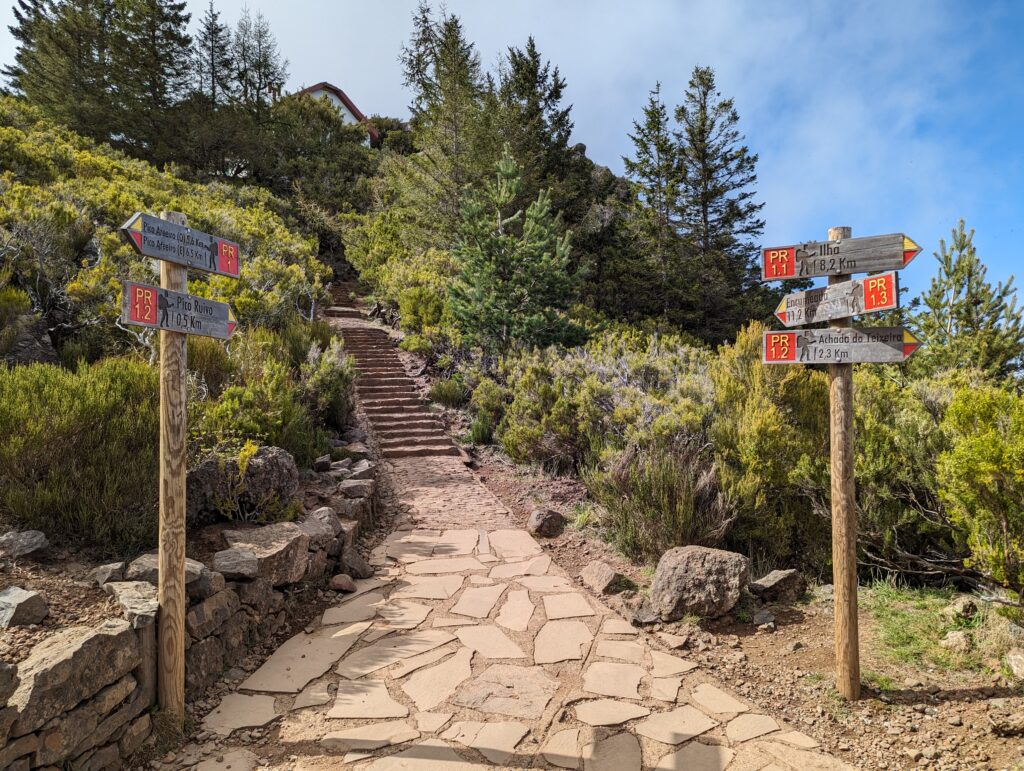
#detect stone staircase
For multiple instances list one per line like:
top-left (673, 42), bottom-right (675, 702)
top-left (325, 297), bottom-right (462, 461)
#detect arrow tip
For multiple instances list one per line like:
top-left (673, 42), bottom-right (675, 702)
top-left (902, 235), bottom-right (921, 265)
top-left (775, 297), bottom-right (786, 325)
top-left (902, 328), bottom-right (921, 358)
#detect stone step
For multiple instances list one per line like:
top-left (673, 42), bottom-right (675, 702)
top-left (325, 306), bottom-right (363, 317)
top-left (356, 377), bottom-right (416, 387)
top-left (370, 416), bottom-right (444, 429)
top-left (372, 426), bottom-right (448, 439)
top-left (367, 411), bottom-right (438, 423)
top-left (361, 397), bottom-right (425, 409)
top-left (379, 435), bottom-right (452, 448)
top-left (358, 388), bottom-right (420, 399)
top-left (382, 444), bottom-right (462, 458)
top-left (363, 403), bottom-right (432, 414)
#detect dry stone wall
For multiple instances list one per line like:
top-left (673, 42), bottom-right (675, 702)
top-left (0, 451), bottom-right (378, 769)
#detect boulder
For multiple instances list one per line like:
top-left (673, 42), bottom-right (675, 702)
top-left (331, 458), bottom-right (353, 471)
top-left (649, 546), bottom-right (750, 621)
top-left (213, 547), bottom-right (259, 579)
top-left (230, 577), bottom-right (275, 614)
top-left (186, 589), bottom-right (240, 640)
top-left (939, 630), bottom-right (972, 654)
top-left (342, 547), bottom-right (374, 579)
top-left (223, 522), bottom-right (310, 586)
top-left (9, 619), bottom-right (140, 735)
top-left (1006, 648), bottom-right (1024, 680)
top-left (0, 587), bottom-right (48, 627)
top-left (0, 530), bottom-right (49, 559)
top-left (88, 562), bottom-right (125, 587)
top-left (348, 459), bottom-right (376, 481)
top-left (580, 560), bottom-right (620, 594)
top-left (185, 636), bottom-right (224, 697)
top-left (337, 479), bottom-right (375, 499)
top-left (186, 446), bottom-right (300, 527)
top-left (752, 609), bottom-right (775, 626)
top-left (1, 312), bottom-right (58, 367)
top-left (0, 660), bottom-right (19, 705)
top-left (125, 553), bottom-right (203, 585)
top-left (188, 567), bottom-right (226, 603)
top-left (942, 595), bottom-right (978, 624)
top-left (34, 673), bottom-right (136, 765)
top-left (335, 498), bottom-right (370, 523)
top-left (527, 509), bottom-right (564, 537)
top-left (103, 582), bottom-right (158, 629)
top-left (748, 569), bottom-right (807, 604)
top-left (313, 454), bottom-right (332, 472)
top-left (298, 507), bottom-right (341, 549)
top-left (340, 442), bottom-right (371, 460)
top-left (330, 574), bottom-right (357, 593)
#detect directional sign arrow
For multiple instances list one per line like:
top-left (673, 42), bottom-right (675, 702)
top-left (121, 281), bottom-right (235, 340)
top-left (763, 327), bottom-right (920, 364)
top-left (775, 271), bottom-right (899, 327)
top-left (762, 233), bottom-right (920, 281)
top-left (120, 212), bottom-right (242, 278)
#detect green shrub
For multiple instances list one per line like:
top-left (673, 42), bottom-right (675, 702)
top-left (429, 377), bottom-right (468, 407)
top-left (188, 336), bottom-right (234, 397)
top-left (938, 385), bottom-right (1024, 594)
top-left (469, 415), bottom-right (495, 445)
top-left (192, 359), bottom-right (324, 467)
top-left (0, 358), bottom-right (159, 554)
top-left (0, 285), bottom-right (31, 354)
top-left (470, 378), bottom-right (507, 427)
top-left (399, 333), bottom-right (434, 356)
top-left (300, 339), bottom-right (355, 430)
top-left (398, 285), bottom-right (445, 332)
top-left (585, 440), bottom-right (735, 560)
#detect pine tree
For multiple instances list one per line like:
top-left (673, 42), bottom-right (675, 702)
top-left (4, 0), bottom-right (116, 140)
top-left (674, 66), bottom-right (774, 343)
top-left (232, 7), bottom-right (287, 121)
top-left (622, 82), bottom-right (684, 318)
top-left (912, 220), bottom-right (1024, 380)
top-left (449, 146), bottom-right (579, 354)
top-left (192, 0), bottom-right (233, 105)
top-left (112, 0), bottom-right (192, 163)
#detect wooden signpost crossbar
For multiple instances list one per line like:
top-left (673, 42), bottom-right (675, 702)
top-left (119, 211), bottom-right (240, 724)
top-left (760, 225), bottom-right (922, 702)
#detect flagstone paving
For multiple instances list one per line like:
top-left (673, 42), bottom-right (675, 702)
top-left (193, 310), bottom-right (855, 770)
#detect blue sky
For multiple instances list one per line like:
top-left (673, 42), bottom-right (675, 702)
top-left (2, 0), bottom-right (1021, 297)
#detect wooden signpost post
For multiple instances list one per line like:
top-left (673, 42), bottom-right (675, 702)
top-left (119, 212), bottom-right (240, 724)
top-left (761, 226), bottom-right (921, 701)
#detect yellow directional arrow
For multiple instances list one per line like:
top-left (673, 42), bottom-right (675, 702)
top-left (902, 236), bottom-right (921, 266)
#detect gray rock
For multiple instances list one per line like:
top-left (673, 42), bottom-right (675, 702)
top-left (223, 522), bottom-right (310, 586)
top-left (342, 547), bottom-right (374, 579)
top-left (0, 660), bottom-right (19, 705)
top-left (340, 442), bottom-right (371, 460)
top-left (213, 547), bottom-right (259, 579)
top-left (0, 530), bottom-right (49, 559)
top-left (749, 569), bottom-right (807, 604)
top-left (35, 673), bottom-right (136, 765)
top-left (0, 587), bottom-right (48, 626)
top-left (331, 458), bottom-right (353, 471)
top-left (649, 546), bottom-right (750, 621)
top-left (1, 311), bottom-right (58, 367)
top-left (185, 635), bottom-right (224, 697)
top-left (220, 609), bottom-right (257, 663)
top-left (752, 609), bottom-right (775, 626)
top-left (9, 619), bottom-right (140, 735)
top-left (187, 446), bottom-right (300, 527)
top-left (939, 630), bottom-right (972, 654)
top-left (630, 599), bottom-right (659, 626)
top-left (103, 582), bottom-right (158, 628)
top-left (188, 567), bottom-right (226, 602)
top-left (124, 553), bottom-right (205, 586)
top-left (1006, 647), bottom-right (1024, 680)
top-left (337, 478), bottom-right (374, 499)
top-left (304, 549), bottom-right (329, 581)
top-left (88, 562), bottom-right (125, 587)
top-left (298, 506), bottom-right (341, 549)
top-left (347, 459), bottom-right (376, 481)
top-left (580, 560), bottom-right (619, 593)
top-left (526, 509), bottom-right (564, 537)
top-left (941, 595), bottom-right (978, 624)
top-left (334, 498), bottom-right (370, 524)
top-left (313, 454), bottom-right (332, 472)
top-left (186, 589), bottom-right (240, 639)
top-left (230, 577), bottom-right (274, 614)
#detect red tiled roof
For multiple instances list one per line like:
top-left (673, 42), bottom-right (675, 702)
top-left (297, 81), bottom-right (379, 141)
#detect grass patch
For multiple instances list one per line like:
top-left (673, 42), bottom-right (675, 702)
top-left (571, 502), bottom-right (596, 530)
top-left (863, 669), bottom-right (898, 693)
top-left (862, 580), bottom-right (1013, 672)
top-left (428, 377), bottom-right (468, 407)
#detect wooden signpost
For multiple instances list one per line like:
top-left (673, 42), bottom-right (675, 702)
top-left (762, 233), bottom-right (921, 280)
top-left (119, 212), bottom-right (240, 724)
top-left (761, 226), bottom-right (922, 701)
top-left (774, 271), bottom-right (899, 326)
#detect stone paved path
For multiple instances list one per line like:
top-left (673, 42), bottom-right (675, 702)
top-left (195, 305), bottom-right (855, 770)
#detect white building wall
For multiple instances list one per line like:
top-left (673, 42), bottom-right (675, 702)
top-left (306, 88), bottom-right (359, 125)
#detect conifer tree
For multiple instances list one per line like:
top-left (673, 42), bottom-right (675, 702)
top-left (232, 7), bottom-right (287, 120)
top-left (622, 82), bottom-right (684, 318)
top-left (912, 220), bottom-right (1024, 380)
top-left (674, 66), bottom-right (774, 343)
top-left (112, 0), bottom-right (192, 163)
top-left (449, 146), bottom-right (579, 355)
top-left (4, 0), bottom-right (116, 140)
top-left (192, 0), bottom-right (233, 105)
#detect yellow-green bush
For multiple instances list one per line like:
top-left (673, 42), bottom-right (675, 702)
top-left (300, 339), bottom-right (356, 430)
top-left (188, 336), bottom-right (235, 398)
top-left (429, 377), bottom-right (468, 408)
top-left (939, 385), bottom-right (1024, 594)
top-left (0, 285), bottom-right (31, 354)
top-left (0, 358), bottom-right (159, 554)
